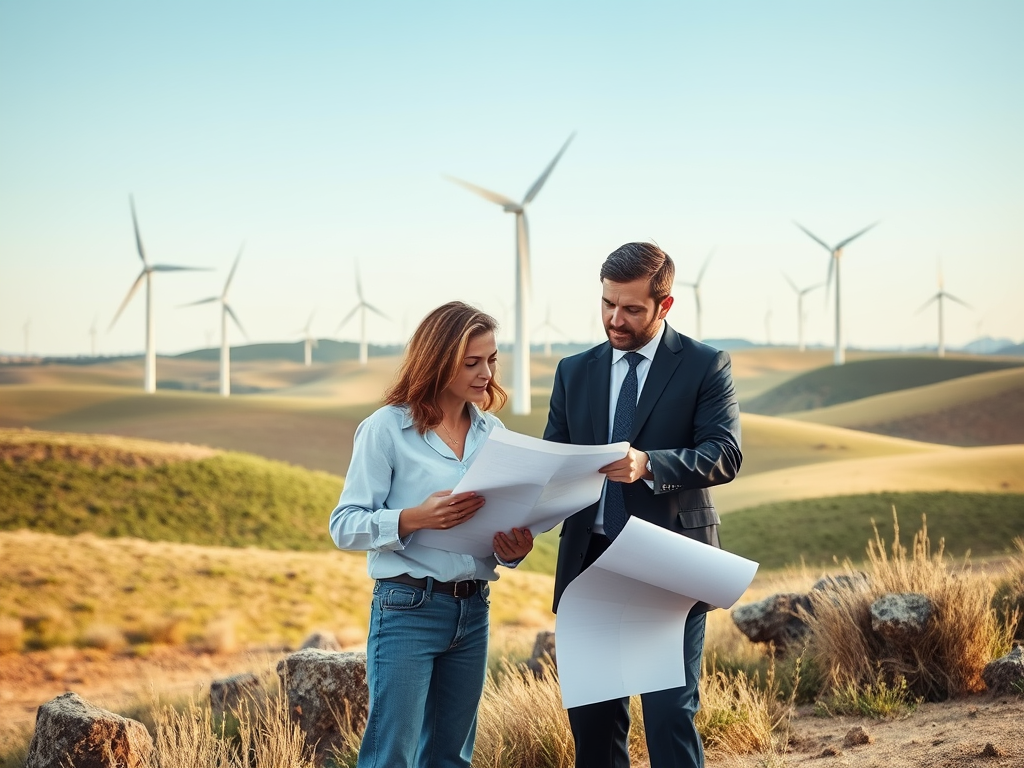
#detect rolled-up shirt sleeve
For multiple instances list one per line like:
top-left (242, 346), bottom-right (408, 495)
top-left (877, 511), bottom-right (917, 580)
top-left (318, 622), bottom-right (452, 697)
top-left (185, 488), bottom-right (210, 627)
top-left (329, 416), bottom-right (406, 552)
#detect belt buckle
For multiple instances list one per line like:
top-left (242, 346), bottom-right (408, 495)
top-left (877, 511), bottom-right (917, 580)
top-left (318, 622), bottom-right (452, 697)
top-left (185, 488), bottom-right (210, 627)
top-left (453, 580), bottom-right (472, 598)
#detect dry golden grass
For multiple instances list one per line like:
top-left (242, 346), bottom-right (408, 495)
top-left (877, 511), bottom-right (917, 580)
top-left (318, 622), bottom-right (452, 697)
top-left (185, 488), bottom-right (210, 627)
top-left (0, 427), bottom-right (219, 463)
top-left (716, 444), bottom-right (1024, 513)
top-left (805, 512), bottom-right (1018, 702)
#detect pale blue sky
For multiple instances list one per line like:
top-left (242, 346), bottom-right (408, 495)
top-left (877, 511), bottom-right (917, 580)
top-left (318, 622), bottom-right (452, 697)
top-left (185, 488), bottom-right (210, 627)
top-left (1, 1), bottom-right (1021, 357)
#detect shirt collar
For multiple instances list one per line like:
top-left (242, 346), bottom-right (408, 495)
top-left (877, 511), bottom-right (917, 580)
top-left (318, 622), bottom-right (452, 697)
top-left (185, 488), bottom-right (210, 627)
top-left (611, 320), bottom-right (665, 365)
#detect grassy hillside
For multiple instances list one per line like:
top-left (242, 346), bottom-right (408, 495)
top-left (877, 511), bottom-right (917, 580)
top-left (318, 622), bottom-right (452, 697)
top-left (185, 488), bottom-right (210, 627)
top-left (743, 356), bottom-right (1023, 415)
top-left (0, 530), bottom-right (556, 653)
top-left (790, 367), bottom-right (1024, 446)
top-left (722, 492), bottom-right (1024, 570)
top-left (715, 444), bottom-right (1024, 513)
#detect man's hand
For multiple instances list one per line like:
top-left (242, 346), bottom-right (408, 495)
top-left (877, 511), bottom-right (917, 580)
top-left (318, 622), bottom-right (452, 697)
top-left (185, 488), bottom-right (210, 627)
top-left (599, 446), bottom-right (650, 484)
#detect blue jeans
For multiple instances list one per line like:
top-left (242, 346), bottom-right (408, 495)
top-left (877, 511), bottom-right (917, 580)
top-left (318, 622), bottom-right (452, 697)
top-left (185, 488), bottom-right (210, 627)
top-left (358, 579), bottom-right (490, 768)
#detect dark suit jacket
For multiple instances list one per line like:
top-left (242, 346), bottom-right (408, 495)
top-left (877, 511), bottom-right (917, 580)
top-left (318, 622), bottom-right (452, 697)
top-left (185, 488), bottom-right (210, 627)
top-left (544, 323), bottom-right (742, 613)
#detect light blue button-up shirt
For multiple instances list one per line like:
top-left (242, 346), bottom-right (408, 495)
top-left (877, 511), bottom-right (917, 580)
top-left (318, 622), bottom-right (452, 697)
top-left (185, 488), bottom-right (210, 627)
top-left (329, 403), bottom-right (509, 582)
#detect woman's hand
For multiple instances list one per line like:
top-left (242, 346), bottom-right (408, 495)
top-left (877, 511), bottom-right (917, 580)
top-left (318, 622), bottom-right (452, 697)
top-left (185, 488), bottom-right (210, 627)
top-left (398, 490), bottom-right (485, 537)
top-left (493, 527), bottom-right (534, 563)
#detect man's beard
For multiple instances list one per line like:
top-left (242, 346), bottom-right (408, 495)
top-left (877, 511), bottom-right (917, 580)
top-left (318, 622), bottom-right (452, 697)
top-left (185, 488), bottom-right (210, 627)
top-left (605, 316), bottom-right (661, 351)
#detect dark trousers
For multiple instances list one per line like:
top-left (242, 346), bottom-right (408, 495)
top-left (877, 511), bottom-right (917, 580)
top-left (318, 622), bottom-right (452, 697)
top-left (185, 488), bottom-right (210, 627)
top-left (567, 534), bottom-right (708, 768)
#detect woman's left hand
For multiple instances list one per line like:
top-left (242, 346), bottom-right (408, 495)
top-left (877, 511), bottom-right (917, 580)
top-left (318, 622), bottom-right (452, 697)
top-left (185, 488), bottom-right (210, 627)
top-left (493, 527), bottom-right (534, 562)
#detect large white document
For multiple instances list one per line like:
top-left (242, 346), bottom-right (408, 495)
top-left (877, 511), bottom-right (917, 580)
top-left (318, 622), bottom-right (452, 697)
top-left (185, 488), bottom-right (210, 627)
top-left (416, 429), bottom-right (629, 558)
top-left (556, 516), bottom-right (758, 709)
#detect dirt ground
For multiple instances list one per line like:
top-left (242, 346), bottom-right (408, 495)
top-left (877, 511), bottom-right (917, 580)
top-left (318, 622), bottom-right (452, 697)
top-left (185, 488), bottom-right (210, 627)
top-left (2, 646), bottom-right (1022, 767)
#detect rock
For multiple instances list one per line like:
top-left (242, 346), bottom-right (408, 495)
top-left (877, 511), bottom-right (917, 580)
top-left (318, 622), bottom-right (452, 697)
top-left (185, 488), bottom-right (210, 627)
top-left (981, 645), bottom-right (1024, 695)
top-left (300, 630), bottom-right (342, 651)
top-left (843, 726), bottom-right (873, 746)
top-left (210, 671), bottom-right (261, 719)
top-left (277, 649), bottom-right (368, 764)
top-left (25, 692), bottom-right (153, 768)
top-left (870, 593), bottom-right (933, 642)
top-left (819, 746), bottom-right (843, 757)
top-left (525, 630), bottom-right (556, 677)
top-left (980, 742), bottom-right (1005, 757)
top-left (812, 572), bottom-right (870, 594)
top-left (731, 593), bottom-right (814, 650)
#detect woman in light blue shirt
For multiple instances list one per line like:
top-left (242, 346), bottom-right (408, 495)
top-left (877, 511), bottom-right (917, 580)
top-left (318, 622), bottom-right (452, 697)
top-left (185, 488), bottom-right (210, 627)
top-left (330, 301), bottom-right (534, 768)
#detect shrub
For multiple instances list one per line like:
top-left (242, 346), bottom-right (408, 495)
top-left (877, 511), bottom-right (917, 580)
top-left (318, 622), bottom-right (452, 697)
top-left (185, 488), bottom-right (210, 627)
top-left (992, 537), bottom-right (1024, 644)
top-left (805, 510), bottom-right (1013, 701)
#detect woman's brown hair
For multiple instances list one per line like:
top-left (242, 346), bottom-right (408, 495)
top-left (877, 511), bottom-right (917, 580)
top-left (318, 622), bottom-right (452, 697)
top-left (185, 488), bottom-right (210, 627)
top-left (384, 301), bottom-right (507, 432)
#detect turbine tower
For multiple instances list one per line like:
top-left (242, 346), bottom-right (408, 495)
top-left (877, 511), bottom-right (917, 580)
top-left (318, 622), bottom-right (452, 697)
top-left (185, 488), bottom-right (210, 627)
top-left (184, 247), bottom-right (247, 396)
top-left (676, 249), bottom-right (714, 342)
top-left (109, 197), bottom-right (208, 392)
top-left (783, 273), bottom-right (825, 352)
top-left (23, 319), bottom-right (30, 357)
top-left (794, 221), bottom-right (878, 365)
top-left (447, 132), bottom-right (575, 414)
top-left (88, 317), bottom-right (98, 357)
top-left (534, 305), bottom-right (567, 357)
top-left (917, 267), bottom-right (970, 357)
top-left (298, 312), bottom-right (318, 366)
top-left (335, 266), bottom-right (389, 365)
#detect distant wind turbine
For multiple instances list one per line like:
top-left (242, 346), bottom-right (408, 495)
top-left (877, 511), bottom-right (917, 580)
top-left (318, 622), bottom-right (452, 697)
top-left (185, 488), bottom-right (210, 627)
top-left (794, 221), bottom-right (878, 365)
top-left (298, 312), bottom-right (318, 367)
top-left (917, 267), bottom-right (971, 358)
top-left (783, 273), bottom-right (825, 352)
top-left (23, 318), bottom-right (30, 356)
top-left (88, 317), bottom-right (98, 357)
top-left (534, 305), bottom-right (567, 357)
top-left (335, 266), bottom-right (389, 365)
top-left (184, 247), bottom-right (247, 397)
top-left (447, 132), bottom-right (575, 414)
top-left (109, 197), bottom-right (209, 392)
top-left (676, 248), bottom-right (714, 342)
top-left (764, 304), bottom-right (773, 346)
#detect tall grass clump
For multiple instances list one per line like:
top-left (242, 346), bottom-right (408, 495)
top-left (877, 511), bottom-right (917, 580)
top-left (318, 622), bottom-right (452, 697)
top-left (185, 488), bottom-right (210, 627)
top-left (992, 536), bottom-right (1024, 644)
top-left (697, 653), bottom-right (788, 759)
top-left (806, 510), bottom-right (1014, 702)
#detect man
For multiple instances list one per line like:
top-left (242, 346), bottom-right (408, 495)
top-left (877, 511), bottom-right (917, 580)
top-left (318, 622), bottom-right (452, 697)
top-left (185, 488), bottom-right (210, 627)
top-left (544, 241), bottom-right (742, 768)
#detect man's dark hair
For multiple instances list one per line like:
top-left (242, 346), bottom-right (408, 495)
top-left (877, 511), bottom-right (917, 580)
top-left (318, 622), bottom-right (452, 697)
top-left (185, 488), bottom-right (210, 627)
top-left (599, 242), bottom-right (675, 302)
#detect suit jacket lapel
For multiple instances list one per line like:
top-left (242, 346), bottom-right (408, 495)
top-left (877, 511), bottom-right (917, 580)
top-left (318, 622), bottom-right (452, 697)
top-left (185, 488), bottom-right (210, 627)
top-left (630, 324), bottom-right (683, 442)
top-left (587, 343), bottom-right (612, 444)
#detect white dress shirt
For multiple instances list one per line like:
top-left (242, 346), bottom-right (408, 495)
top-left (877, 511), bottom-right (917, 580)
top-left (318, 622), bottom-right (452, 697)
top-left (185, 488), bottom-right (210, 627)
top-left (593, 321), bottom-right (665, 534)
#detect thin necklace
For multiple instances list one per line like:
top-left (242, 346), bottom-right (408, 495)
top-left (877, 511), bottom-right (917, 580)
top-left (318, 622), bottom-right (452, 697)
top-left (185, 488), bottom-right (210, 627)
top-left (439, 418), bottom-right (461, 446)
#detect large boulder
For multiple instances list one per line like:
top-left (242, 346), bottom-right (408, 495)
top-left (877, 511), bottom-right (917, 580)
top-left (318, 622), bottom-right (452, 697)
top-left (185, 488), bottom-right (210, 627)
top-left (982, 645), bottom-right (1024, 695)
top-left (300, 630), bottom-right (342, 651)
top-left (210, 671), bottom-right (261, 720)
top-left (731, 593), bottom-right (814, 650)
top-left (25, 692), bottom-right (153, 768)
top-left (525, 630), bottom-right (557, 678)
top-left (870, 593), bottom-right (933, 642)
top-left (277, 649), bottom-right (368, 763)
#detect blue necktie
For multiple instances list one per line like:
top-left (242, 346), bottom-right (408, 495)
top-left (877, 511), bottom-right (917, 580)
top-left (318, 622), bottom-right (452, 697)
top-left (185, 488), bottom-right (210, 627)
top-left (604, 351), bottom-right (643, 540)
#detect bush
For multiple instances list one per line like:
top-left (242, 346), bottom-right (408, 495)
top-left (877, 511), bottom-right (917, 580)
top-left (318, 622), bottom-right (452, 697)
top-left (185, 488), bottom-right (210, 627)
top-left (992, 537), bottom-right (1024, 643)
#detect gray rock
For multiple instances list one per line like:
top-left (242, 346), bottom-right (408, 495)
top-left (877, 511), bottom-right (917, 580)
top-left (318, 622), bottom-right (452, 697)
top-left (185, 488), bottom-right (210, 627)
top-left (300, 630), bottom-right (343, 651)
top-left (982, 645), bottom-right (1024, 695)
top-left (25, 692), bottom-right (153, 768)
top-left (843, 726), bottom-right (873, 746)
top-left (277, 649), bottom-right (368, 763)
top-left (525, 630), bottom-right (557, 677)
top-left (812, 572), bottom-right (870, 594)
top-left (210, 671), bottom-right (261, 720)
top-left (870, 593), bottom-right (933, 642)
top-left (731, 593), bottom-right (814, 650)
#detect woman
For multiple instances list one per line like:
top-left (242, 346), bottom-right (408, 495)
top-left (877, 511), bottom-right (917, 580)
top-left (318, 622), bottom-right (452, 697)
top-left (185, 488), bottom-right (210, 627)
top-left (329, 301), bottom-right (534, 768)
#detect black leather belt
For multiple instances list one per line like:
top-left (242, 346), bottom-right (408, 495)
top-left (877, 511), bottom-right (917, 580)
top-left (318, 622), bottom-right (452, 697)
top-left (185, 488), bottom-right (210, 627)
top-left (378, 573), bottom-right (481, 598)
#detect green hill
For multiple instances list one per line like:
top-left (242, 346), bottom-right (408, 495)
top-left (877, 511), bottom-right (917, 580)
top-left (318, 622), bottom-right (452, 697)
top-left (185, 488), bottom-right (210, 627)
top-left (743, 357), bottom-right (1023, 416)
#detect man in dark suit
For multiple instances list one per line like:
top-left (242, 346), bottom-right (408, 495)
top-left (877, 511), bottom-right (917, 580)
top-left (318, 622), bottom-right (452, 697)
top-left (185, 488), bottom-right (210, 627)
top-left (543, 241), bottom-right (742, 768)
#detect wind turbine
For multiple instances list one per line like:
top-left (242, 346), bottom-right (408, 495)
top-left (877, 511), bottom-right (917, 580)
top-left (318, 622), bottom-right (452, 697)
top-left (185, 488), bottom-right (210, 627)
top-left (184, 247), bottom-right (247, 397)
top-left (109, 197), bottom-right (209, 392)
top-left (783, 273), bottom-right (825, 352)
top-left (298, 312), bottom-right (318, 366)
top-left (676, 248), bottom-right (714, 342)
top-left (88, 317), bottom-right (98, 357)
top-left (534, 305), bottom-right (567, 357)
top-left (335, 266), bottom-right (389, 365)
top-left (794, 221), bottom-right (878, 365)
top-left (23, 319), bottom-right (30, 357)
top-left (764, 304), bottom-right (773, 346)
top-left (447, 132), bottom-right (575, 414)
top-left (917, 267), bottom-right (971, 358)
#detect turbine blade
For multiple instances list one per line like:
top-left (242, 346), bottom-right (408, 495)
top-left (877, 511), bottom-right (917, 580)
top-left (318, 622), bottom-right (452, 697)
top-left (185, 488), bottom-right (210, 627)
top-left (335, 305), bottom-right (360, 333)
top-left (151, 264), bottom-right (211, 272)
top-left (225, 304), bottom-right (248, 339)
top-left (356, 264), bottom-right (365, 303)
top-left (445, 175), bottom-right (518, 209)
top-left (945, 293), bottom-right (972, 310)
top-left (793, 221), bottom-right (833, 253)
top-left (915, 295), bottom-right (939, 314)
top-left (522, 131), bottom-right (576, 205)
top-left (108, 271), bottom-right (146, 330)
top-left (364, 302), bottom-right (390, 321)
top-left (802, 282), bottom-right (826, 296)
top-left (834, 221), bottom-right (879, 250)
top-left (782, 273), bottom-right (798, 293)
top-left (223, 245), bottom-right (243, 296)
top-left (130, 196), bottom-right (148, 266)
top-left (181, 297), bottom-right (218, 307)
top-left (695, 248), bottom-right (715, 284)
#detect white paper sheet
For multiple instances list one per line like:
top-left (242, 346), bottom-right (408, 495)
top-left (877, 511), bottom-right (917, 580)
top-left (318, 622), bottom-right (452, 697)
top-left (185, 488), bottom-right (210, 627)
top-left (556, 516), bottom-right (758, 709)
top-left (415, 429), bottom-right (629, 558)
